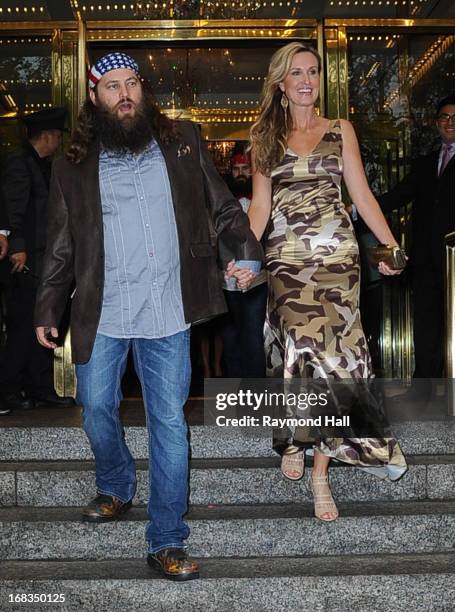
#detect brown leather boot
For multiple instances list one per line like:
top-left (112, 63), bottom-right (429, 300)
top-left (82, 494), bottom-right (132, 523)
top-left (147, 547), bottom-right (199, 581)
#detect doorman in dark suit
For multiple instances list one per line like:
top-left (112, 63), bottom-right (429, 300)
top-left (0, 192), bottom-right (8, 261)
top-left (378, 94), bottom-right (455, 403)
top-left (0, 107), bottom-right (74, 411)
top-left (0, 192), bottom-right (11, 415)
top-left (34, 53), bottom-right (262, 580)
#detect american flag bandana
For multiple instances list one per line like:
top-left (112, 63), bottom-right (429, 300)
top-left (88, 52), bottom-right (140, 89)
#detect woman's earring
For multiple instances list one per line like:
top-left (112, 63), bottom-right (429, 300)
top-left (281, 93), bottom-right (289, 130)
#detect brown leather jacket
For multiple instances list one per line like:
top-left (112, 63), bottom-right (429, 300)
top-left (34, 120), bottom-right (263, 364)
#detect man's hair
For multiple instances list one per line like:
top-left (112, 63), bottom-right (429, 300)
top-left (66, 79), bottom-right (177, 164)
top-left (436, 93), bottom-right (455, 116)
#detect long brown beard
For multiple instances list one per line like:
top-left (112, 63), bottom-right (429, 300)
top-left (93, 97), bottom-right (156, 154)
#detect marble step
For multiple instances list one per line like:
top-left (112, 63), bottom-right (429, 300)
top-left (1, 455), bottom-right (454, 507)
top-left (1, 500), bottom-right (454, 560)
top-left (1, 420), bottom-right (454, 461)
top-left (0, 553), bottom-right (454, 612)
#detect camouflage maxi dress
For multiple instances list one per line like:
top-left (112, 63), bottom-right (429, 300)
top-left (264, 119), bottom-right (407, 479)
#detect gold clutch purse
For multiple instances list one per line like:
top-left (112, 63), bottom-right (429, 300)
top-left (367, 245), bottom-right (407, 270)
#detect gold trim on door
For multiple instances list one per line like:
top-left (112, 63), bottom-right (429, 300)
top-left (324, 27), bottom-right (348, 120)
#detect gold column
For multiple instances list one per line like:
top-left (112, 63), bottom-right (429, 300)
top-left (51, 29), bottom-right (63, 106)
top-left (317, 20), bottom-right (325, 115)
top-left (77, 19), bottom-right (87, 110)
top-left (324, 26), bottom-right (348, 120)
top-left (51, 28), bottom-right (79, 398)
top-left (446, 231), bottom-right (455, 416)
top-left (52, 29), bottom-right (79, 128)
top-left (54, 333), bottom-right (76, 399)
top-left (338, 27), bottom-right (348, 119)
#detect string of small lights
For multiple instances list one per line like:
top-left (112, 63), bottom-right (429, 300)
top-left (383, 35), bottom-right (455, 109)
top-left (0, 5), bottom-right (46, 14)
top-left (75, 0), bottom-right (302, 17)
top-left (24, 102), bottom-right (53, 110)
top-left (349, 34), bottom-right (399, 41)
top-left (330, 0), bottom-right (426, 5)
top-left (0, 79), bottom-right (52, 85)
top-left (0, 38), bottom-right (52, 45)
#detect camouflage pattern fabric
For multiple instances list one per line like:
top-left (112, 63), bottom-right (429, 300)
top-left (265, 120), bottom-right (407, 479)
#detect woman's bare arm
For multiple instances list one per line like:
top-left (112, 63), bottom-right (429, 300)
top-left (248, 170), bottom-right (273, 241)
top-left (340, 119), bottom-right (399, 247)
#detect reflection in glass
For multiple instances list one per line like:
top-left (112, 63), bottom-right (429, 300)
top-left (0, 37), bottom-right (52, 158)
top-left (348, 31), bottom-right (455, 378)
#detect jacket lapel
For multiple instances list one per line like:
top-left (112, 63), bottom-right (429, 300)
top-left (440, 146), bottom-right (455, 177)
top-left (154, 134), bottom-right (188, 231)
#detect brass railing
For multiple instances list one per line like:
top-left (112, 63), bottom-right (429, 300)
top-left (54, 331), bottom-right (76, 399)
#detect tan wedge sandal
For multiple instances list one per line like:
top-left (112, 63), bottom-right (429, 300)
top-left (310, 474), bottom-right (339, 521)
top-left (281, 445), bottom-right (305, 481)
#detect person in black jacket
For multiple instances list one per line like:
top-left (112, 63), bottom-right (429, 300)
top-left (0, 192), bottom-right (11, 415)
top-left (378, 93), bottom-right (455, 404)
top-left (0, 107), bottom-right (74, 411)
top-left (0, 194), bottom-right (8, 261)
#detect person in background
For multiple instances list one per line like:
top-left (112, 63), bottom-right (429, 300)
top-left (0, 193), bottom-right (8, 261)
top-left (0, 108), bottom-right (74, 412)
top-left (0, 191), bottom-right (10, 415)
top-left (221, 145), bottom-right (267, 378)
top-left (378, 93), bottom-right (455, 406)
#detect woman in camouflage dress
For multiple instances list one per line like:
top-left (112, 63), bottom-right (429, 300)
top-left (248, 42), bottom-right (407, 521)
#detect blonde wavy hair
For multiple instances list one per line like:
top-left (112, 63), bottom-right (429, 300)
top-left (249, 42), bottom-right (322, 176)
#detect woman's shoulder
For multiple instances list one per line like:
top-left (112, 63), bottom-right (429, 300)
top-left (318, 116), bottom-right (351, 129)
top-left (329, 119), bottom-right (358, 144)
top-left (337, 118), bottom-right (356, 133)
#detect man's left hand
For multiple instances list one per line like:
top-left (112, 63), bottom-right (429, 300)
top-left (0, 235), bottom-right (8, 260)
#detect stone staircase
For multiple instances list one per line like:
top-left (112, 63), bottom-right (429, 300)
top-left (0, 420), bottom-right (454, 611)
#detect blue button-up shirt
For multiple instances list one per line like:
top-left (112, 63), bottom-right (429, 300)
top-left (97, 141), bottom-right (189, 338)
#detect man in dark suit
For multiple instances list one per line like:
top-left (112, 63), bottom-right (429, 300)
top-left (34, 53), bottom-right (262, 580)
top-left (0, 107), bottom-right (74, 411)
top-left (378, 94), bottom-right (455, 403)
top-left (0, 192), bottom-right (11, 415)
top-left (0, 195), bottom-right (8, 261)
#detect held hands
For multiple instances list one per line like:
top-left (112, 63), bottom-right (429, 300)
top-left (225, 259), bottom-right (258, 290)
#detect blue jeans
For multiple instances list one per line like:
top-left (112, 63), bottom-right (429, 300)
top-left (76, 330), bottom-right (191, 553)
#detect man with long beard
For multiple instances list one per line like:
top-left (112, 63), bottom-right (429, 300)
top-left (34, 53), bottom-right (262, 581)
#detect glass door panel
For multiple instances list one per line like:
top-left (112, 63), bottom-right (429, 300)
top-left (347, 28), bottom-right (455, 378)
top-left (0, 35), bottom-right (53, 161)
